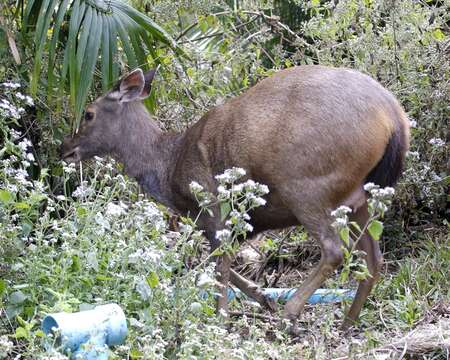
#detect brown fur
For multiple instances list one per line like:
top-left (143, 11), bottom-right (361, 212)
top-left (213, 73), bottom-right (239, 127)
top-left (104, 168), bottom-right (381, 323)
top-left (61, 65), bottom-right (410, 329)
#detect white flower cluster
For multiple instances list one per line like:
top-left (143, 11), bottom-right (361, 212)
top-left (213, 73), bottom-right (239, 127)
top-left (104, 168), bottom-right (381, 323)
top-left (0, 98), bottom-right (25, 119)
top-left (215, 167), bottom-right (246, 184)
top-left (428, 137), bottom-right (445, 147)
top-left (15, 92), bottom-right (34, 106)
top-left (331, 205), bottom-right (352, 230)
top-left (0, 335), bottom-right (13, 358)
top-left (364, 182), bottom-right (395, 215)
top-left (225, 209), bottom-right (253, 233)
top-left (189, 180), bottom-right (214, 207)
top-left (128, 247), bottom-right (162, 265)
top-left (1, 81), bottom-right (20, 89)
top-left (105, 201), bottom-right (128, 218)
top-left (72, 182), bottom-right (94, 199)
top-left (215, 229), bottom-right (232, 242)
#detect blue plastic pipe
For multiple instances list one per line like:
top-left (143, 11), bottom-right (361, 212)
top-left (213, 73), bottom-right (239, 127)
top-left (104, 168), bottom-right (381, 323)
top-left (42, 303), bottom-right (127, 360)
top-left (226, 288), bottom-right (356, 304)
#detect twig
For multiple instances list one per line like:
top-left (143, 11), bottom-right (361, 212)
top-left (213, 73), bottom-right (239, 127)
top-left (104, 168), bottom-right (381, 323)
top-left (229, 310), bottom-right (279, 322)
top-left (0, 14), bottom-right (21, 65)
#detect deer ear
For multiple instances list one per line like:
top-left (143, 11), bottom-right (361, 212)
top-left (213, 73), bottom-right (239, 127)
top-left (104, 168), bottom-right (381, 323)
top-left (116, 68), bottom-right (145, 103)
top-left (139, 68), bottom-right (157, 99)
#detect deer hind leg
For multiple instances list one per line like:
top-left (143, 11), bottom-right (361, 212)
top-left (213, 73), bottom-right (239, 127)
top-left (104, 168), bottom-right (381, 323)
top-left (283, 216), bottom-right (343, 333)
top-left (341, 203), bottom-right (383, 330)
top-left (230, 269), bottom-right (278, 311)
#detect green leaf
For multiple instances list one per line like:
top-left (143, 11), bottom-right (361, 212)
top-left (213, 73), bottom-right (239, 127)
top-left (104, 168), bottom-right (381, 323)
top-left (76, 207), bottom-right (87, 217)
top-left (339, 227), bottom-right (350, 246)
top-left (368, 220), bottom-right (384, 241)
top-left (30, 0), bottom-right (58, 95)
top-left (47, 0), bottom-right (71, 100)
top-left (21, 222), bottom-right (33, 237)
top-left (114, 14), bottom-right (138, 69)
top-left (68, 0), bottom-right (85, 110)
top-left (432, 28), bottom-right (445, 41)
top-left (75, 9), bottom-right (103, 129)
top-left (146, 272), bottom-right (159, 288)
top-left (130, 348), bottom-right (144, 359)
top-left (96, 275), bottom-right (112, 281)
top-left (15, 327), bottom-right (28, 339)
top-left (0, 279), bottom-right (6, 297)
top-left (15, 202), bottom-right (30, 209)
top-left (101, 14), bottom-right (112, 91)
top-left (76, 4), bottom-right (94, 73)
top-left (71, 255), bottom-right (81, 272)
top-left (220, 202), bottom-right (232, 222)
top-left (10, 290), bottom-right (27, 305)
top-left (349, 221), bottom-right (362, 233)
top-left (0, 189), bottom-right (14, 204)
top-left (199, 17), bottom-right (208, 33)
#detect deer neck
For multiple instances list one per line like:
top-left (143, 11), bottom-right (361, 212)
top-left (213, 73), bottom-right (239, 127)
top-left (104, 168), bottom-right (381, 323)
top-left (114, 116), bottom-right (184, 209)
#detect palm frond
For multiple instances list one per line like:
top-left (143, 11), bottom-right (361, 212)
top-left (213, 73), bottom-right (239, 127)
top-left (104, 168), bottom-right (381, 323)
top-left (23, 0), bottom-right (184, 127)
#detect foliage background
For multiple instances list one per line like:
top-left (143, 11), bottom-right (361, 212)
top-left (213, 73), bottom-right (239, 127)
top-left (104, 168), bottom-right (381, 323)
top-left (0, 0), bottom-right (449, 358)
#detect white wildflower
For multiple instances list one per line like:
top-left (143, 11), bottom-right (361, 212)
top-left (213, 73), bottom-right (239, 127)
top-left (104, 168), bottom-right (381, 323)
top-left (217, 185), bottom-right (231, 199)
top-left (105, 202), bottom-right (127, 217)
top-left (215, 229), bottom-right (232, 242)
top-left (56, 195), bottom-right (66, 201)
top-left (10, 129), bottom-right (22, 139)
top-left (62, 162), bottom-right (76, 174)
top-left (18, 138), bottom-right (32, 152)
top-left (363, 182), bottom-right (378, 192)
top-left (189, 181), bottom-right (204, 193)
top-left (332, 217), bottom-right (348, 230)
top-left (330, 205), bottom-right (352, 218)
top-left (0, 335), bottom-right (13, 358)
top-left (429, 137), bottom-right (445, 147)
top-left (407, 151), bottom-right (420, 159)
top-left (197, 272), bottom-right (215, 287)
top-left (72, 183), bottom-right (93, 199)
top-left (253, 197), bottom-right (266, 206)
top-left (215, 167), bottom-right (246, 184)
top-left (26, 152), bottom-right (35, 162)
top-left (2, 81), bottom-right (20, 89)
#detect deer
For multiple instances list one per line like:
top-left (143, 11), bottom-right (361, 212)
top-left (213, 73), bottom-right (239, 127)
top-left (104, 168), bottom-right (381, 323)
top-left (61, 65), bottom-right (410, 331)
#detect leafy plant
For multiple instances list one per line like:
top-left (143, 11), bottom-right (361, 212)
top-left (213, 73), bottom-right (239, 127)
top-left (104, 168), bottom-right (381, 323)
top-left (21, 0), bottom-right (183, 128)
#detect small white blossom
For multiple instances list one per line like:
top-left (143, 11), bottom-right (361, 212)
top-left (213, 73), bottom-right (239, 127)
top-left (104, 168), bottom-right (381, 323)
top-left (18, 138), bottom-right (32, 152)
top-left (72, 183), bottom-right (94, 199)
top-left (2, 81), bottom-right (20, 88)
top-left (197, 272), bottom-right (215, 287)
top-left (215, 167), bottom-right (246, 184)
top-left (429, 137), bottom-right (445, 147)
top-left (0, 335), bottom-right (13, 358)
top-left (105, 202), bottom-right (127, 217)
top-left (62, 162), bottom-right (76, 174)
top-left (189, 181), bottom-right (204, 193)
top-left (215, 229), bottom-right (232, 242)
top-left (26, 152), bottom-right (35, 162)
top-left (217, 185), bottom-right (231, 199)
top-left (330, 205), bottom-right (352, 218)
top-left (407, 151), bottom-right (420, 159)
top-left (363, 182), bottom-right (377, 192)
top-left (253, 197), bottom-right (266, 206)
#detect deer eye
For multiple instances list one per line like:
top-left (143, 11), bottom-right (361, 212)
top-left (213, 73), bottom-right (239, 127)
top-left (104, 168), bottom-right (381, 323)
top-left (84, 111), bottom-right (95, 122)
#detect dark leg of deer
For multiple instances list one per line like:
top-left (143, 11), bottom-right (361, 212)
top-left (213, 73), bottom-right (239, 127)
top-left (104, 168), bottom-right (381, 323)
top-left (229, 269), bottom-right (278, 311)
top-left (216, 254), bottom-right (232, 316)
top-left (341, 205), bottom-right (383, 330)
top-left (283, 231), bottom-right (343, 333)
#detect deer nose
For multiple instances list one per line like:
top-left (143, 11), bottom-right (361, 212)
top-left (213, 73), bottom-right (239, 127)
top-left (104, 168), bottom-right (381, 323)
top-left (60, 135), bottom-right (74, 159)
